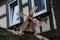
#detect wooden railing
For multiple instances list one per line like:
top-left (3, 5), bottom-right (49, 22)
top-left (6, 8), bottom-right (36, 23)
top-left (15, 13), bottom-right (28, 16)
top-left (8, 29), bottom-right (49, 40)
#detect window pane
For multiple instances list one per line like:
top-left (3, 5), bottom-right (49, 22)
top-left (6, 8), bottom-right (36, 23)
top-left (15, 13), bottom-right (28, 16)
top-left (12, 5), bottom-right (19, 22)
top-left (34, 0), bottom-right (45, 13)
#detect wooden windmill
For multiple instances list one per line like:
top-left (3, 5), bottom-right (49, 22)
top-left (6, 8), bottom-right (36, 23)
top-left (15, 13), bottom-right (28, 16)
top-left (17, 6), bottom-right (41, 34)
top-left (8, 6), bottom-right (49, 40)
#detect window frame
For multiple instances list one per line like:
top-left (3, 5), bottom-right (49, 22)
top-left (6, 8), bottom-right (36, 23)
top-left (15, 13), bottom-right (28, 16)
top-left (8, 0), bottom-right (20, 26)
top-left (31, 0), bottom-right (47, 17)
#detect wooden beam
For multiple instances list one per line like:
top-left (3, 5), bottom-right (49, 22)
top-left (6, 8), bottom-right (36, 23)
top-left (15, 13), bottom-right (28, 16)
top-left (0, 14), bottom-right (6, 19)
top-left (36, 35), bottom-right (49, 40)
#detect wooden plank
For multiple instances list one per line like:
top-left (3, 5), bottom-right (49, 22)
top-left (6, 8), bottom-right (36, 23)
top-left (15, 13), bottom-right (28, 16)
top-left (17, 11), bottom-right (25, 18)
top-left (8, 30), bottom-right (18, 35)
top-left (30, 6), bottom-right (38, 15)
top-left (29, 17), bottom-right (41, 27)
top-left (36, 35), bottom-right (49, 40)
top-left (20, 21), bottom-right (29, 31)
top-left (32, 18), bottom-right (41, 26)
top-left (8, 29), bottom-right (24, 35)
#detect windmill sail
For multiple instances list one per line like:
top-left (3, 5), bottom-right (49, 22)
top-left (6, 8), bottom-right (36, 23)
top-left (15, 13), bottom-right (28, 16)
top-left (20, 21), bottom-right (29, 30)
top-left (29, 17), bottom-right (41, 27)
top-left (17, 11), bottom-right (25, 18)
top-left (30, 6), bottom-right (38, 15)
top-left (17, 11), bottom-right (41, 27)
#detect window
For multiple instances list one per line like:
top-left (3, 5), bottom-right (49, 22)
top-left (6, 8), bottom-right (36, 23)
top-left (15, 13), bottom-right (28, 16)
top-left (34, 0), bottom-right (45, 12)
top-left (12, 4), bottom-right (19, 22)
top-left (8, 0), bottom-right (20, 26)
top-left (31, 0), bottom-right (47, 17)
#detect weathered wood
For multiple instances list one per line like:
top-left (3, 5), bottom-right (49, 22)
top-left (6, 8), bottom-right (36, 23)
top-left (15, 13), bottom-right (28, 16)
top-left (23, 20), bottom-right (35, 33)
top-left (20, 21), bottom-right (29, 31)
top-left (17, 10), bottom-right (41, 26)
top-left (17, 6), bottom-right (41, 34)
top-left (30, 6), bottom-right (38, 15)
top-left (8, 29), bottom-right (24, 35)
top-left (29, 17), bottom-right (41, 27)
top-left (36, 35), bottom-right (49, 40)
top-left (17, 11), bottom-right (25, 18)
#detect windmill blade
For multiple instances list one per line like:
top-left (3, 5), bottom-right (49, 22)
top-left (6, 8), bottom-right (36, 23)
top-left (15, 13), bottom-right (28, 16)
top-left (17, 6), bottom-right (38, 18)
top-left (30, 6), bottom-right (38, 15)
top-left (29, 17), bottom-right (41, 27)
top-left (17, 10), bottom-right (27, 18)
top-left (17, 11), bottom-right (30, 30)
top-left (36, 35), bottom-right (49, 40)
top-left (8, 29), bottom-right (18, 35)
top-left (32, 18), bottom-right (41, 26)
top-left (20, 21), bottom-right (29, 30)
top-left (17, 11), bottom-right (41, 26)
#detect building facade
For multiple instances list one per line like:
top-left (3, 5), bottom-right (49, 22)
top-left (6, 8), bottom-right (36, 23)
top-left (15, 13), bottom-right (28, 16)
top-left (0, 0), bottom-right (7, 28)
top-left (0, 0), bottom-right (60, 40)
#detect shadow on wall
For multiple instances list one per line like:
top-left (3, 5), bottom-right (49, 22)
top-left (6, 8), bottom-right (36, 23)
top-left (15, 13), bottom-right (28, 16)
top-left (0, 0), bottom-right (6, 7)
